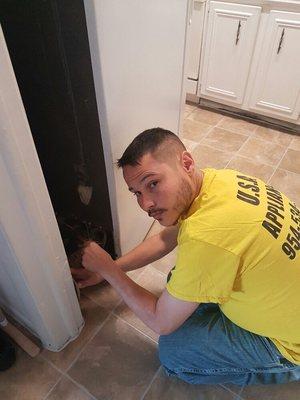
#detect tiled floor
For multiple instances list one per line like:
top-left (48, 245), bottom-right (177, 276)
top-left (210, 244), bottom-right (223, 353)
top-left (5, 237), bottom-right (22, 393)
top-left (1, 104), bottom-right (300, 399)
top-left (183, 104), bottom-right (300, 204)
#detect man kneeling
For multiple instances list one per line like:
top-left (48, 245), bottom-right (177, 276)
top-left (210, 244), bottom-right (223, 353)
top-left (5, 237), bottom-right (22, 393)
top-left (72, 127), bottom-right (300, 386)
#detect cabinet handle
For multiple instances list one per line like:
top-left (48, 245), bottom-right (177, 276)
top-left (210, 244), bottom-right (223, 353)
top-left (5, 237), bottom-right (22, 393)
top-left (277, 28), bottom-right (285, 54)
top-left (235, 20), bottom-right (241, 45)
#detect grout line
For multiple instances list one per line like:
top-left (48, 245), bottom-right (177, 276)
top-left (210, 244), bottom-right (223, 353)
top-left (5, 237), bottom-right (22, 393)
top-left (219, 383), bottom-right (245, 400)
top-left (184, 106), bottom-right (197, 119)
top-left (42, 374), bottom-right (64, 400)
top-left (179, 127), bottom-right (213, 146)
top-left (228, 153), bottom-right (277, 169)
top-left (143, 220), bottom-right (157, 241)
top-left (147, 263), bottom-right (169, 278)
top-left (60, 374), bottom-right (99, 400)
top-left (112, 295), bottom-right (125, 311)
top-left (267, 146), bottom-right (290, 185)
top-left (140, 366), bottom-right (162, 400)
top-left (41, 304), bottom-right (159, 399)
top-left (41, 358), bottom-right (98, 400)
top-left (288, 138), bottom-right (300, 151)
top-left (275, 167), bottom-right (300, 178)
top-left (181, 138), bottom-right (199, 153)
top-left (182, 114), bottom-right (260, 165)
top-left (79, 291), bottom-right (123, 313)
top-left (197, 123), bottom-right (219, 143)
top-left (214, 121), bottom-right (255, 138)
top-left (181, 123), bottom-right (222, 150)
top-left (224, 125), bottom-right (260, 169)
top-left (225, 141), bottom-right (250, 169)
top-left (111, 312), bottom-right (158, 344)
top-left (237, 386), bottom-right (248, 400)
top-left (184, 110), bottom-right (195, 119)
top-left (64, 311), bottom-right (113, 374)
top-left (184, 110), bottom-right (299, 197)
top-left (39, 308), bottom-right (112, 376)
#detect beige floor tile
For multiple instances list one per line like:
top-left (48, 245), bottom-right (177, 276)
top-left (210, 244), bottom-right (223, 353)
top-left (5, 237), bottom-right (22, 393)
top-left (240, 380), bottom-right (300, 400)
top-left (221, 383), bottom-right (243, 396)
top-left (145, 221), bottom-right (163, 239)
top-left (68, 315), bottom-right (160, 400)
top-left (181, 119), bottom-right (212, 142)
top-left (133, 265), bottom-right (166, 296)
top-left (193, 144), bottom-right (233, 169)
top-left (289, 135), bottom-right (300, 151)
top-left (144, 221), bottom-right (177, 274)
top-left (0, 348), bottom-right (60, 400)
top-left (227, 155), bottom-right (275, 182)
top-left (127, 267), bottom-right (148, 281)
top-left (217, 116), bottom-right (258, 136)
top-left (144, 221), bottom-right (177, 273)
top-left (185, 104), bottom-right (196, 116)
top-left (279, 149), bottom-right (300, 174)
top-left (143, 368), bottom-right (238, 400)
top-left (82, 266), bottom-right (145, 305)
top-left (81, 281), bottom-right (121, 310)
top-left (201, 127), bottom-right (248, 153)
top-left (114, 266), bottom-right (167, 341)
top-left (253, 126), bottom-right (294, 147)
top-left (269, 169), bottom-right (300, 205)
top-left (188, 107), bottom-right (224, 126)
top-left (151, 248), bottom-right (177, 275)
top-left (42, 295), bottom-right (108, 371)
top-left (238, 137), bottom-right (286, 166)
top-left (181, 137), bottom-right (199, 152)
top-left (46, 376), bottom-right (94, 400)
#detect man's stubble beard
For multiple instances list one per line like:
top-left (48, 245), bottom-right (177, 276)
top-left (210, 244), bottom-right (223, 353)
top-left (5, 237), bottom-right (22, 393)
top-left (173, 176), bottom-right (194, 221)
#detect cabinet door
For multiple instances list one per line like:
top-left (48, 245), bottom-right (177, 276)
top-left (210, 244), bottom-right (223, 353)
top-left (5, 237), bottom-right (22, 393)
top-left (249, 11), bottom-right (300, 121)
top-left (200, 1), bottom-right (261, 105)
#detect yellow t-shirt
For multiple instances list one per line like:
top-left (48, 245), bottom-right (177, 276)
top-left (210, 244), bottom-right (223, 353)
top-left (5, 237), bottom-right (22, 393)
top-left (166, 168), bottom-right (300, 365)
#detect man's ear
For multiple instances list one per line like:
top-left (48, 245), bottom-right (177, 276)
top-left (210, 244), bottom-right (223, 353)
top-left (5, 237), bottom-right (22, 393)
top-left (181, 151), bottom-right (195, 174)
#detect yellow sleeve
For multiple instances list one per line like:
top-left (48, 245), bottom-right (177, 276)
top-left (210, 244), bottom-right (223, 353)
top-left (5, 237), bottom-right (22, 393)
top-left (166, 240), bottom-right (240, 303)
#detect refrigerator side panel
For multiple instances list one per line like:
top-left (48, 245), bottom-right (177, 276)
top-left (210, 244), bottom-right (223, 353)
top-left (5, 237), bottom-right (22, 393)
top-left (84, 0), bottom-right (189, 254)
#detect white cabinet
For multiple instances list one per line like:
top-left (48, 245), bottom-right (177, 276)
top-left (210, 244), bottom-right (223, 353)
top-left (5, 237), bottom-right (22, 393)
top-left (200, 1), bottom-right (261, 105)
top-left (196, 0), bottom-right (300, 124)
top-left (248, 10), bottom-right (300, 121)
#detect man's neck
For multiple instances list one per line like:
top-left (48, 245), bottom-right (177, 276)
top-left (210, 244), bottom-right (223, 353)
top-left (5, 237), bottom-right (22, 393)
top-left (193, 169), bottom-right (204, 200)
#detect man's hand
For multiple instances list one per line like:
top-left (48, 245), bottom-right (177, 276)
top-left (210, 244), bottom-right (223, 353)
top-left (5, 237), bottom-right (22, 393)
top-left (82, 241), bottom-right (114, 275)
top-left (70, 268), bottom-right (104, 289)
top-left (71, 241), bottom-right (114, 288)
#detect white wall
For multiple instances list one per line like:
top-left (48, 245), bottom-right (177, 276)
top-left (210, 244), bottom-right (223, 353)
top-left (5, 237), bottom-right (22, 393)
top-left (84, 0), bottom-right (189, 254)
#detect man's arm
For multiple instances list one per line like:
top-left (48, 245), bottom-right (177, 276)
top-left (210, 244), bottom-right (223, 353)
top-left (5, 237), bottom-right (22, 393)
top-left (82, 241), bottom-right (199, 335)
top-left (72, 225), bottom-right (178, 288)
top-left (110, 273), bottom-right (199, 335)
top-left (115, 225), bottom-right (179, 272)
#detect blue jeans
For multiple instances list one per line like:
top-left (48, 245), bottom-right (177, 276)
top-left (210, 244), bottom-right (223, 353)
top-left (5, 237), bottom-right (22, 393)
top-left (158, 303), bottom-right (300, 386)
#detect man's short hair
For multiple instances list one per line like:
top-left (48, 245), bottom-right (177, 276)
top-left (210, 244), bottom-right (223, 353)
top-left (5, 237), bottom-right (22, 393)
top-left (117, 127), bottom-right (186, 168)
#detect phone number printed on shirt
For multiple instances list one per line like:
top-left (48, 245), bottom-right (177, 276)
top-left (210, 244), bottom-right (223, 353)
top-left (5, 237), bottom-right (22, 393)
top-left (282, 202), bottom-right (300, 260)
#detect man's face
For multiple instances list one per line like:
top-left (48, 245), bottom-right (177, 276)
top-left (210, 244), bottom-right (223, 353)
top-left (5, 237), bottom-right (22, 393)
top-left (123, 152), bottom-right (194, 226)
